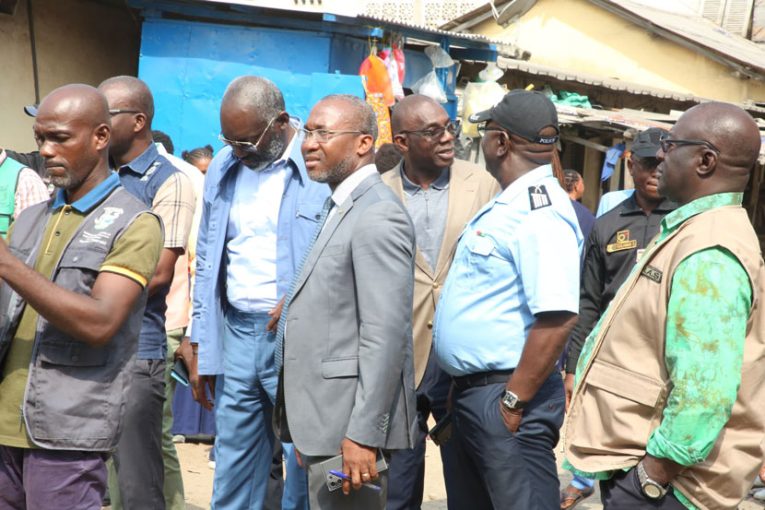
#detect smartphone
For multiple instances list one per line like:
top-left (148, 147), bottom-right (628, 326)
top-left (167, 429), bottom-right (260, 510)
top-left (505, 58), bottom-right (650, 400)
top-left (319, 450), bottom-right (388, 492)
top-left (171, 359), bottom-right (190, 387)
top-left (428, 412), bottom-right (453, 446)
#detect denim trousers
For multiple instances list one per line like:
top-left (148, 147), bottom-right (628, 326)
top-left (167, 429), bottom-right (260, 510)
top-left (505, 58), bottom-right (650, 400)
top-left (211, 308), bottom-right (308, 510)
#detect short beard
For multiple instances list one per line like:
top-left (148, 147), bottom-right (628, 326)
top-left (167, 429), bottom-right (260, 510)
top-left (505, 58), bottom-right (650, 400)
top-left (46, 170), bottom-right (83, 190)
top-left (243, 136), bottom-right (287, 172)
top-left (310, 154), bottom-right (356, 185)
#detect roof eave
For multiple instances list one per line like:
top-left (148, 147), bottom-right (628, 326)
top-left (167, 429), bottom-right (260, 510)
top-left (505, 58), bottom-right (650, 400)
top-left (588, 0), bottom-right (765, 80)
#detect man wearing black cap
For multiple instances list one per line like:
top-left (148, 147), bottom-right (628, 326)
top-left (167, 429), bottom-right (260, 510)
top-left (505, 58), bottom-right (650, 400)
top-left (560, 127), bottom-right (675, 508)
top-left (432, 90), bottom-right (583, 509)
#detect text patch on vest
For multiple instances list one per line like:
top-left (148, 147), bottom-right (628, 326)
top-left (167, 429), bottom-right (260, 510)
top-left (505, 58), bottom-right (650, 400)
top-left (641, 265), bottom-right (663, 283)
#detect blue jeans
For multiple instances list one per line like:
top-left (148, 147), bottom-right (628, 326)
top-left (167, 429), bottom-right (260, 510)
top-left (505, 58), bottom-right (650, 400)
top-left (211, 308), bottom-right (308, 510)
top-left (446, 373), bottom-right (565, 510)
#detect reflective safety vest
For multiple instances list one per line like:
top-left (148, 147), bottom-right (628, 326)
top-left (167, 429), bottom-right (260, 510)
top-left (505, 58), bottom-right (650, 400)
top-left (0, 156), bottom-right (24, 237)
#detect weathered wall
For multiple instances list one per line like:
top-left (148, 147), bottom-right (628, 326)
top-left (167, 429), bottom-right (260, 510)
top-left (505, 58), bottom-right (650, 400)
top-left (473, 0), bottom-right (765, 104)
top-left (0, 0), bottom-right (139, 152)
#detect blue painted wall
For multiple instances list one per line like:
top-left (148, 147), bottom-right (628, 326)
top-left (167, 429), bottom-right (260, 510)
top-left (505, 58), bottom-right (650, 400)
top-left (139, 18), bottom-right (365, 155)
top-left (137, 17), bottom-right (457, 155)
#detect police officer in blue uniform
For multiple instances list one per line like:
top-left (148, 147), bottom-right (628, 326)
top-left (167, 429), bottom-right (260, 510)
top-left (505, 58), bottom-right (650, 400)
top-left (433, 90), bottom-right (583, 510)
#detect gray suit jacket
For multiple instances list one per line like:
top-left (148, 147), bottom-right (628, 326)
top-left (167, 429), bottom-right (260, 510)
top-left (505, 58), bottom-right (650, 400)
top-left (274, 172), bottom-right (417, 457)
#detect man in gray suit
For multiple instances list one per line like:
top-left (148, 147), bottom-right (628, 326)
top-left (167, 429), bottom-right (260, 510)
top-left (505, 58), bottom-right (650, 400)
top-left (274, 94), bottom-right (417, 510)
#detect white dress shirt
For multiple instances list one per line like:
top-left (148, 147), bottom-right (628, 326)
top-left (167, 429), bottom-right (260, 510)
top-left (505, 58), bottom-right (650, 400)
top-left (322, 164), bottom-right (378, 231)
top-left (226, 135), bottom-right (297, 312)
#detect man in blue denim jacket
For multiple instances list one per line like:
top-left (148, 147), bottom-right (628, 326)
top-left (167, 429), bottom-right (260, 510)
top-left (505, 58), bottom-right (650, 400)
top-left (179, 76), bottom-right (329, 510)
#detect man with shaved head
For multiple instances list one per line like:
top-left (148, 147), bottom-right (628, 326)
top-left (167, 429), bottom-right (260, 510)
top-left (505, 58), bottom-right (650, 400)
top-left (0, 84), bottom-right (162, 509)
top-left (381, 94), bottom-right (498, 510)
top-left (97, 75), bottom-right (195, 510)
top-left (273, 93), bottom-right (416, 510)
top-left (179, 75), bottom-right (328, 510)
top-left (565, 102), bottom-right (765, 509)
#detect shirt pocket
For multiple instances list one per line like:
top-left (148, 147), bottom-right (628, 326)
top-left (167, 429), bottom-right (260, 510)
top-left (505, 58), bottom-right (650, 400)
top-left (296, 200), bottom-right (326, 223)
top-left (466, 235), bottom-right (503, 274)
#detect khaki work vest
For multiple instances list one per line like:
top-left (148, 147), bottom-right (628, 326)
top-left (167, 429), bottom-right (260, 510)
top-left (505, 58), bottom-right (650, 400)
top-left (564, 205), bottom-right (765, 510)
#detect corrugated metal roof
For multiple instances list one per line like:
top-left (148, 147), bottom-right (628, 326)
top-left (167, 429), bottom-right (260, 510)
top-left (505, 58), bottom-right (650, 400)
top-left (557, 104), bottom-right (765, 160)
top-left (441, 0), bottom-right (765, 78)
top-left (497, 56), bottom-right (765, 114)
top-left (590, 0), bottom-right (765, 78)
top-left (357, 13), bottom-right (524, 53)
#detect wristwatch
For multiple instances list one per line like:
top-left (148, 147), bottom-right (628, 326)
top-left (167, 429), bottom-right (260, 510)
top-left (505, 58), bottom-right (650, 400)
top-left (501, 390), bottom-right (528, 411)
top-left (636, 461), bottom-right (669, 499)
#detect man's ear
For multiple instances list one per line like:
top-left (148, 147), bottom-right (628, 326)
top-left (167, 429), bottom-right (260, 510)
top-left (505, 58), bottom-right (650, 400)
top-left (133, 113), bottom-right (147, 134)
top-left (392, 133), bottom-right (408, 154)
top-left (626, 157), bottom-right (635, 178)
top-left (94, 124), bottom-right (110, 151)
top-left (357, 134), bottom-right (375, 157)
top-left (495, 132), bottom-right (511, 158)
top-left (697, 150), bottom-right (718, 177)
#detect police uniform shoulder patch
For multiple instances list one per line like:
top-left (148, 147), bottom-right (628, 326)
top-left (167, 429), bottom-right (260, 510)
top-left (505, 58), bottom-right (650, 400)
top-left (528, 185), bottom-right (551, 210)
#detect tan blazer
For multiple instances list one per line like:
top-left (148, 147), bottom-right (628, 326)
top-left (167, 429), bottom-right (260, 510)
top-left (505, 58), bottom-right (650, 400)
top-left (382, 159), bottom-right (500, 388)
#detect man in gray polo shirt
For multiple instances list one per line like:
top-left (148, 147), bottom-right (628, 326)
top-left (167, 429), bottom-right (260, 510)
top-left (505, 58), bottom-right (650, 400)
top-left (381, 94), bottom-right (499, 510)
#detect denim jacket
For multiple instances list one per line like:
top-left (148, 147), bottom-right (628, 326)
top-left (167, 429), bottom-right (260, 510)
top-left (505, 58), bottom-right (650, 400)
top-left (191, 132), bottom-right (329, 375)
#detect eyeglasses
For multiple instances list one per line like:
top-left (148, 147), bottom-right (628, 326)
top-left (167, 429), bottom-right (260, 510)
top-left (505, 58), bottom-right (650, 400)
top-left (659, 134), bottom-right (720, 155)
top-left (399, 121), bottom-right (458, 141)
top-left (219, 117), bottom-right (277, 152)
top-left (299, 128), bottom-right (366, 143)
top-left (477, 125), bottom-right (508, 138)
top-left (108, 109), bottom-right (141, 116)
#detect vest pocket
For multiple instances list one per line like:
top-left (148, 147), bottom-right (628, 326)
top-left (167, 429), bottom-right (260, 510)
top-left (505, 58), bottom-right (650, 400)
top-left (586, 360), bottom-right (665, 407)
top-left (55, 249), bottom-right (107, 295)
top-left (572, 359), bottom-right (667, 455)
top-left (37, 341), bottom-right (110, 367)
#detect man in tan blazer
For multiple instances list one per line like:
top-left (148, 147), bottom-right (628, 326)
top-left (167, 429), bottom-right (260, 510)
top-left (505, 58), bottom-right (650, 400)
top-left (382, 94), bottom-right (499, 510)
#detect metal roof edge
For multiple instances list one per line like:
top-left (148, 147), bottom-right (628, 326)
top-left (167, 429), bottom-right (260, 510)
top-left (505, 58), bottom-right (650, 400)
top-left (497, 57), bottom-right (765, 114)
top-left (588, 0), bottom-right (765, 79)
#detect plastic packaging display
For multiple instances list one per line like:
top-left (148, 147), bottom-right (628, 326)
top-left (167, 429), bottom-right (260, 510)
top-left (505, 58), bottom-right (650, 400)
top-left (461, 81), bottom-right (506, 138)
top-left (412, 70), bottom-right (448, 103)
top-left (425, 45), bottom-right (455, 68)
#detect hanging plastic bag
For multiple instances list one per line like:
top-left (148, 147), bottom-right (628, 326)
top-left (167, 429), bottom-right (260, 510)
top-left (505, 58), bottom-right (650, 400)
top-left (359, 54), bottom-right (395, 106)
top-left (412, 71), bottom-right (447, 103)
top-left (380, 47), bottom-right (405, 101)
top-left (424, 45), bottom-right (454, 68)
top-left (461, 81), bottom-right (506, 138)
top-left (478, 62), bottom-right (504, 82)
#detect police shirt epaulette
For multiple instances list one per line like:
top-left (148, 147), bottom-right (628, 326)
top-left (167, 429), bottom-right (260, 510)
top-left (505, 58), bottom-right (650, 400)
top-left (528, 185), bottom-right (551, 210)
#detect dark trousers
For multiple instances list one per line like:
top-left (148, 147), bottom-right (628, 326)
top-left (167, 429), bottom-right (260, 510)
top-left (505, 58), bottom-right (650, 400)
top-left (0, 445), bottom-right (108, 510)
top-left (110, 358), bottom-right (166, 510)
top-left (387, 351), bottom-right (457, 510)
top-left (446, 372), bottom-right (565, 510)
top-left (601, 469), bottom-right (687, 509)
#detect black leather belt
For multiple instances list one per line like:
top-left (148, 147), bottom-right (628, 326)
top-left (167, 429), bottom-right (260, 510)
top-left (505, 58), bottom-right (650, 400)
top-left (452, 369), bottom-right (514, 390)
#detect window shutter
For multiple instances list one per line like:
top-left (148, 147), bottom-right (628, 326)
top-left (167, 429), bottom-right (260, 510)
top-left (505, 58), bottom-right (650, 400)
top-left (701, 0), bottom-right (726, 23)
top-left (722, 0), bottom-right (755, 36)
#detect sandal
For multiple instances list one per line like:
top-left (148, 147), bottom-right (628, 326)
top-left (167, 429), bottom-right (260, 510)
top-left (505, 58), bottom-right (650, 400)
top-left (560, 484), bottom-right (595, 510)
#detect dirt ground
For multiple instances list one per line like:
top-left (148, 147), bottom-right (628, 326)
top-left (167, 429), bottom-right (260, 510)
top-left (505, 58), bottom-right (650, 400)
top-left (172, 438), bottom-right (765, 510)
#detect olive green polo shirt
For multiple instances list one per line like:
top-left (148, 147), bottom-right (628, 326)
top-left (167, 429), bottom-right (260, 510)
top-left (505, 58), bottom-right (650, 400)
top-left (0, 175), bottom-right (162, 448)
